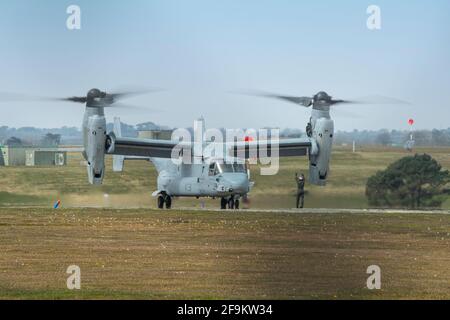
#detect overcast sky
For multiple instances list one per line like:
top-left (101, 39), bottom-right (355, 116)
top-left (0, 0), bottom-right (449, 131)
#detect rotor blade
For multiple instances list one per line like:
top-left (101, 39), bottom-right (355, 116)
top-left (234, 90), bottom-right (312, 107)
top-left (0, 92), bottom-right (55, 102)
top-left (331, 95), bottom-right (411, 106)
top-left (106, 103), bottom-right (162, 112)
top-left (0, 92), bottom-right (88, 104)
top-left (109, 88), bottom-right (164, 102)
top-left (269, 94), bottom-right (312, 107)
top-left (329, 99), bottom-right (354, 105)
top-left (60, 96), bottom-right (88, 103)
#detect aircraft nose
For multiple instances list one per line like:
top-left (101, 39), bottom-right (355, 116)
top-left (224, 174), bottom-right (249, 193)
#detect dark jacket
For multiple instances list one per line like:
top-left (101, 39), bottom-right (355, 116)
top-left (296, 177), bottom-right (305, 193)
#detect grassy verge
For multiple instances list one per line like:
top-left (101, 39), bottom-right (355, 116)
top-left (0, 208), bottom-right (449, 299)
top-left (1, 146), bottom-right (450, 209)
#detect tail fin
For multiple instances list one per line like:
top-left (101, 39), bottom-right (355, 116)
top-left (112, 117), bottom-right (125, 172)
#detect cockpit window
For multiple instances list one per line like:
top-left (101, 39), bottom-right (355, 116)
top-left (233, 164), bottom-right (246, 173)
top-left (209, 163), bottom-right (218, 176)
top-left (215, 162), bottom-right (246, 173)
top-left (217, 163), bottom-right (233, 173)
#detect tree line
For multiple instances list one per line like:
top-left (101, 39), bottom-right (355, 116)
top-left (3, 123), bottom-right (450, 147)
top-left (334, 129), bottom-right (450, 147)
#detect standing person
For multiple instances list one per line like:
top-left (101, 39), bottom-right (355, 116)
top-left (295, 173), bottom-right (305, 208)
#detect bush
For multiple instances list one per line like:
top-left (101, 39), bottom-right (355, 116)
top-left (366, 154), bottom-right (450, 208)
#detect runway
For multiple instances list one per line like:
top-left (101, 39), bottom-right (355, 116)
top-left (175, 207), bottom-right (450, 215)
top-left (6, 205), bottom-right (450, 215)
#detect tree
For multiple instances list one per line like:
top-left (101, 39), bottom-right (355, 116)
top-left (431, 129), bottom-right (450, 146)
top-left (375, 130), bottom-right (392, 146)
top-left (136, 122), bottom-right (159, 131)
top-left (41, 133), bottom-right (61, 146)
top-left (413, 130), bottom-right (432, 146)
top-left (366, 154), bottom-right (450, 208)
top-left (5, 136), bottom-right (23, 146)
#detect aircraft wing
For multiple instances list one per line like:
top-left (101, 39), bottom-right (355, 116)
top-left (106, 132), bottom-right (191, 158)
top-left (107, 131), bottom-right (313, 160)
top-left (227, 137), bottom-right (315, 159)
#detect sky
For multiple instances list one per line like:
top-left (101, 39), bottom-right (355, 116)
top-left (0, 0), bottom-right (449, 131)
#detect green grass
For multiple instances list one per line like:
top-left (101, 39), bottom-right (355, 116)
top-left (0, 192), bottom-right (48, 206)
top-left (250, 146), bottom-right (450, 209)
top-left (1, 147), bottom-right (449, 299)
top-left (1, 146), bottom-right (450, 209)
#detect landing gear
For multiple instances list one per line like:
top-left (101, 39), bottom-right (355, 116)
top-left (220, 197), bottom-right (227, 209)
top-left (157, 194), bottom-right (164, 209)
top-left (228, 197), bottom-right (235, 209)
top-left (220, 196), bottom-right (240, 210)
top-left (157, 193), bottom-right (172, 209)
top-left (164, 194), bottom-right (172, 209)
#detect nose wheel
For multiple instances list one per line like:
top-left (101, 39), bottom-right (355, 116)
top-left (157, 193), bottom-right (172, 209)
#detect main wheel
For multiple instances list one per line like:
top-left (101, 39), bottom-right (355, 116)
top-left (164, 194), bottom-right (172, 209)
top-left (157, 195), bottom-right (164, 209)
top-left (234, 199), bottom-right (240, 209)
top-left (228, 198), bottom-right (235, 209)
top-left (220, 197), bottom-right (227, 209)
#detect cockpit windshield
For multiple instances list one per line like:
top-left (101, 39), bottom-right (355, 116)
top-left (217, 163), bottom-right (234, 173)
top-left (216, 163), bottom-right (246, 174)
top-left (233, 164), bottom-right (246, 173)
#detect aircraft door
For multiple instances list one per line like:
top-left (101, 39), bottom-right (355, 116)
top-left (199, 163), bottom-right (214, 195)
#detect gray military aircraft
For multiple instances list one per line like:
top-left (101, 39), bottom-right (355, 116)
top-left (111, 116), bottom-right (255, 209)
top-left (5, 88), bottom-right (387, 209)
top-left (72, 88), bottom-right (343, 209)
top-left (111, 89), bottom-right (406, 210)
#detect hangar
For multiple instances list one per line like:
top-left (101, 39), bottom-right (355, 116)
top-left (0, 145), bottom-right (67, 166)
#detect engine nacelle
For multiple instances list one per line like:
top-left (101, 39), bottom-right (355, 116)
top-left (309, 117), bottom-right (334, 186)
top-left (84, 115), bottom-right (107, 185)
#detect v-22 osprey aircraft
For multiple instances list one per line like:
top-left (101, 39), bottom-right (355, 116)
top-left (75, 88), bottom-right (338, 209)
top-left (0, 88), bottom-right (410, 209)
top-left (111, 116), bottom-right (257, 209)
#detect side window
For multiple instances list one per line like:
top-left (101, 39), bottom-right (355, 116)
top-left (209, 163), bottom-right (215, 176)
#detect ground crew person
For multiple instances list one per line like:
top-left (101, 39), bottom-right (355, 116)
top-left (295, 173), bottom-right (305, 208)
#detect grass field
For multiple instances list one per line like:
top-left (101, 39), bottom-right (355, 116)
top-left (0, 208), bottom-right (449, 299)
top-left (1, 146), bottom-right (450, 299)
top-left (1, 145), bottom-right (450, 209)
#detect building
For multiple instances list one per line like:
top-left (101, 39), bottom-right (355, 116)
top-left (0, 145), bottom-right (67, 166)
top-left (137, 129), bottom-right (173, 140)
top-left (0, 145), bottom-right (26, 166)
top-left (25, 148), bottom-right (67, 166)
